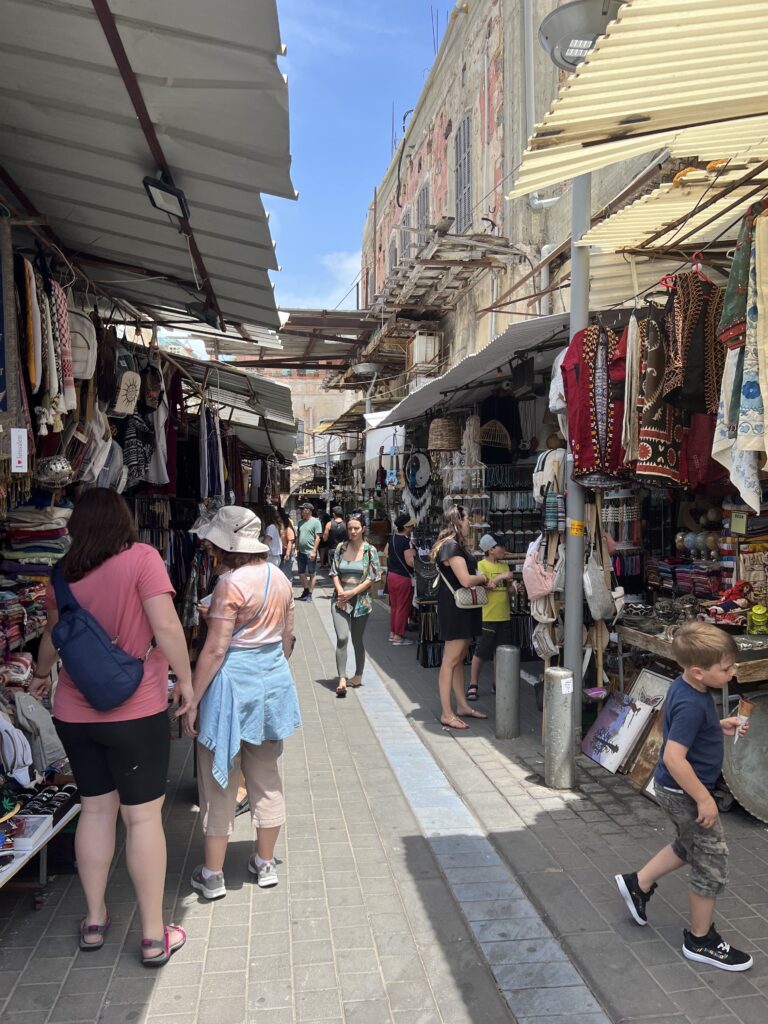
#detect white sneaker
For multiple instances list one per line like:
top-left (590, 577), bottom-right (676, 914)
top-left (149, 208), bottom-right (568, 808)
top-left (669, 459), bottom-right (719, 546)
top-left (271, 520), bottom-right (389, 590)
top-left (190, 864), bottom-right (226, 900)
top-left (248, 855), bottom-right (278, 888)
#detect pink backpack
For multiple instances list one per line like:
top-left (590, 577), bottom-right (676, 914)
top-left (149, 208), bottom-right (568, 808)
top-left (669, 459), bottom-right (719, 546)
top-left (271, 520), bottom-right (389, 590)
top-left (522, 533), bottom-right (555, 601)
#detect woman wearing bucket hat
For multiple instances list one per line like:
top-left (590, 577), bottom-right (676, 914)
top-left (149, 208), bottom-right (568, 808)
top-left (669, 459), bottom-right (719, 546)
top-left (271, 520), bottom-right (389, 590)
top-left (183, 506), bottom-right (300, 897)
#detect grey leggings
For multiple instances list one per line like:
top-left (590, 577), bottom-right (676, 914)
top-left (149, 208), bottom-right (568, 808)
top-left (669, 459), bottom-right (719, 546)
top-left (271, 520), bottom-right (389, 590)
top-left (330, 603), bottom-right (369, 678)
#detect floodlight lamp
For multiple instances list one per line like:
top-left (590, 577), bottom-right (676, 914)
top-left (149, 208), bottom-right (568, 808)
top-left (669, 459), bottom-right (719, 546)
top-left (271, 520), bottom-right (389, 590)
top-left (143, 176), bottom-right (190, 220)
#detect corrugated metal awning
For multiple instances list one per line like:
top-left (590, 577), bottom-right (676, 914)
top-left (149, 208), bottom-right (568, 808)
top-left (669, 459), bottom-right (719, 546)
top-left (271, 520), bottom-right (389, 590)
top-left (379, 314), bottom-right (572, 427)
top-left (0, 0), bottom-right (294, 329)
top-left (579, 170), bottom-right (768, 252)
top-left (508, 0), bottom-right (768, 200)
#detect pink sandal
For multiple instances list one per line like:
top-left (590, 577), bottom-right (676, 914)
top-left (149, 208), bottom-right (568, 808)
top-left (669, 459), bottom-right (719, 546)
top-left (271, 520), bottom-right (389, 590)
top-left (141, 924), bottom-right (187, 967)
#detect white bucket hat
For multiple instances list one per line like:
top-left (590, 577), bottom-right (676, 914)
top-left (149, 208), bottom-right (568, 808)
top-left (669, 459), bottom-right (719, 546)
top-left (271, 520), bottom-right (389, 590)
top-left (196, 506), bottom-right (269, 554)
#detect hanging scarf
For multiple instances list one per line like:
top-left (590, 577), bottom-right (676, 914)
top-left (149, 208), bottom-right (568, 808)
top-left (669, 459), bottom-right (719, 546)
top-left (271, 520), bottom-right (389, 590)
top-left (718, 197), bottom-right (768, 350)
top-left (734, 238), bottom-right (765, 453)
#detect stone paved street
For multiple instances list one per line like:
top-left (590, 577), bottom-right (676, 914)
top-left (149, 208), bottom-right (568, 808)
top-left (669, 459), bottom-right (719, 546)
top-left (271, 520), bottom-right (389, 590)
top-left (3, 575), bottom-right (768, 1023)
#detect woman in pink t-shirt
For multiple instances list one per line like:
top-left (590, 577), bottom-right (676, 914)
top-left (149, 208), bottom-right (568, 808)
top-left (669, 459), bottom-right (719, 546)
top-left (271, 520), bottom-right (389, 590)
top-left (31, 489), bottom-right (193, 967)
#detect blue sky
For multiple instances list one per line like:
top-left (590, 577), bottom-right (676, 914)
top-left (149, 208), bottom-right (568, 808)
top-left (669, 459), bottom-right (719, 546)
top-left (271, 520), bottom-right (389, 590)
top-left (269, 0), bottom-right (442, 311)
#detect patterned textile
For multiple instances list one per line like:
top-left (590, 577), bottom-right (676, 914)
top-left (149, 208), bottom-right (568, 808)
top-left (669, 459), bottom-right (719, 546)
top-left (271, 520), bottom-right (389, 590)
top-left (735, 238), bottom-right (765, 452)
top-left (662, 273), bottom-right (725, 415)
top-left (562, 324), bottom-right (626, 485)
top-left (50, 282), bottom-right (76, 410)
top-left (718, 197), bottom-right (768, 350)
top-left (712, 346), bottom-right (760, 512)
top-left (635, 307), bottom-right (687, 486)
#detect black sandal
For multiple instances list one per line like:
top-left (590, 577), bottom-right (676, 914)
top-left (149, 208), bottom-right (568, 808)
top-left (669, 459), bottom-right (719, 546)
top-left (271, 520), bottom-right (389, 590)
top-left (336, 684), bottom-right (347, 698)
top-left (466, 684), bottom-right (479, 703)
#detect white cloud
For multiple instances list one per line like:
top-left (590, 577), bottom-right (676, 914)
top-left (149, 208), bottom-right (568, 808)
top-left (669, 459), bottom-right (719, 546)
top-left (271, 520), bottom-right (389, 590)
top-left (275, 249), bottom-right (361, 310)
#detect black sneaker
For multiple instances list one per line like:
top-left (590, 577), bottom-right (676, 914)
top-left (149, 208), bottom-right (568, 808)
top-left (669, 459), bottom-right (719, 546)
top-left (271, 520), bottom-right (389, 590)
top-left (683, 925), bottom-right (753, 972)
top-left (615, 872), bottom-right (656, 926)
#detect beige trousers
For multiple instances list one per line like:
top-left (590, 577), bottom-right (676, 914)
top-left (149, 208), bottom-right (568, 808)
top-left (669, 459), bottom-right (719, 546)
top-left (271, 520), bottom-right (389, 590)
top-left (196, 740), bottom-right (285, 836)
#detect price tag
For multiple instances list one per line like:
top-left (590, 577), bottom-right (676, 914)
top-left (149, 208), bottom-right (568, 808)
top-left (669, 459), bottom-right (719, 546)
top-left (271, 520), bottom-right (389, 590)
top-left (568, 519), bottom-right (586, 537)
top-left (561, 676), bottom-right (574, 694)
top-left (731, 511), bottom-right (748, 535)
top-left (10, 428), bottom-right (27, 475)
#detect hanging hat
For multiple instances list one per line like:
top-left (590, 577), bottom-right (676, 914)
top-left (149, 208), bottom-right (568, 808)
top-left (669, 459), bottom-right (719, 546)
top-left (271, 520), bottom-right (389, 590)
top-left (195, 506), bottom-right (269, 554)
top-left (33, 455), bottom-right (73, 491)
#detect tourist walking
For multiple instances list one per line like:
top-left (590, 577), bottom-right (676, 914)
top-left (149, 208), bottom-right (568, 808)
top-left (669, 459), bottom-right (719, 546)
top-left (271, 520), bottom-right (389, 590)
top-left (31, 488), bottom-right (193, 966)
top-left (330, 513), bottom-right (382, 698)
top-left (278, 508), bottom-right (296, 580)
top-left (323, 506), bottom-right (348, 552)
top-left (296, 502), bottom-right (322, 601)
top-left (262, 506), bottom-right (282, 566)
top-left (383, 514), bottom-right (415, 645)
top-left (183, 506), bottom-right (299, 897)
top-left (431, 507), bottom-right (488, 730)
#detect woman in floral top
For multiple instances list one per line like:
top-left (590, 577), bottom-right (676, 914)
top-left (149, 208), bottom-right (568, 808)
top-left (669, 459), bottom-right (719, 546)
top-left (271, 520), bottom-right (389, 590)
top-left (329, 514), bottom-right (381, 698)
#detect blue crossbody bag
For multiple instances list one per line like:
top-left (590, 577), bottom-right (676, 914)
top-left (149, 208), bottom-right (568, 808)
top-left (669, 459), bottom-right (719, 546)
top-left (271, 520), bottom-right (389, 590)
top-left (52, 566), bottom-right (155, 712)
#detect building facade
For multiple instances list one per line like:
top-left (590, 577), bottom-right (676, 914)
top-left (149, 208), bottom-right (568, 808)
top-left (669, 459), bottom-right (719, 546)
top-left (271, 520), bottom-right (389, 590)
top-left (330, 0), bottom-right (668, 407)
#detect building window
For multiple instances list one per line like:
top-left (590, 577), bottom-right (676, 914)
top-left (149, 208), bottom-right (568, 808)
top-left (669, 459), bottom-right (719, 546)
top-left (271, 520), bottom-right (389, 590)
top-left (454, 113), bottom-right (472, 234)
top-left (388, 237), bottom-right (398, 272)
top-left (400, 209), bottom-right (412, 262)
top-left (295, 417), bottom-right (305, 453)
top-left (365, 267), bottom-right (373, 306)
top-left (416, 183), bottom-right (430, 247)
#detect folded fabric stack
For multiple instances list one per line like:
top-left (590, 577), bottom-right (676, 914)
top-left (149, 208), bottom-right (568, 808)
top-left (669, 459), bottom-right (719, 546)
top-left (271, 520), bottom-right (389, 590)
top-left (2, 501), bottom-right (72, 567)
top-left (691, 562), bottom-right (722, 598)
top-left (0, 653), bottom-right (33, 687)
top-left (0, 591), bottom-right (26, 651)
top-left (17, 584), bottom-right (47, 637)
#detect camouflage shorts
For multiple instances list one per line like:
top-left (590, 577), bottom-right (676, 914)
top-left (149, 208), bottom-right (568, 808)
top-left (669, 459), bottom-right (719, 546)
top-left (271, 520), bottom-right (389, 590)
top-left (654, 784), bottom-right (728, 897)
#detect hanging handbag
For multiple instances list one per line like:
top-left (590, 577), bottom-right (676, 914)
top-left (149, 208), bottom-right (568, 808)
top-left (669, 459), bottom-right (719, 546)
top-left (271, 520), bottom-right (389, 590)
top-left (522, 533), bottom-right (555, 601)
top-left (532, 621), bottom-right (559, 659)
top-left (583, 516), bottom-right (616, 621)
top-left (413, 555), bottom-right (439, 601)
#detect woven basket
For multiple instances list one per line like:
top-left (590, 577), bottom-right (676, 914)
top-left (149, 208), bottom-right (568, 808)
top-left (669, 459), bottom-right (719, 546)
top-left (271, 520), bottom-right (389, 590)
top-left (479, 419), bottom-right (512, 449)
top-left (428, 416), bottom-right (461, 451)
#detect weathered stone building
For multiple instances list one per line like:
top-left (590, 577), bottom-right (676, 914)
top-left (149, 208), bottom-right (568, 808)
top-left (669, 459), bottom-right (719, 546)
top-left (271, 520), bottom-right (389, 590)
top-left (329, 0), bottom-right (667, 407)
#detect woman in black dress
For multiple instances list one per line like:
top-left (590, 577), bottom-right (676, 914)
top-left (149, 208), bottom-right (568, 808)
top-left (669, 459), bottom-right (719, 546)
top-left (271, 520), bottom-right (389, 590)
top-left (430, 507), bottom-right (488, 730)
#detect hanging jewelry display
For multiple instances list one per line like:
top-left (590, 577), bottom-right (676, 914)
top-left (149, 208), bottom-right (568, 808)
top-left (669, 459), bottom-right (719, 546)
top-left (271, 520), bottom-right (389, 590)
top-left (403, 450), bottom-right (432, 525)
top-left (518, 398), bottom-right (538, 453)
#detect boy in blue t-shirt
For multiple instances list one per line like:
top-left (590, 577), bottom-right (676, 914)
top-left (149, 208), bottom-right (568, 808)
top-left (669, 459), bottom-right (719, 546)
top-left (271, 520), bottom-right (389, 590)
top-left (615, 622), bottom-right (753, 971)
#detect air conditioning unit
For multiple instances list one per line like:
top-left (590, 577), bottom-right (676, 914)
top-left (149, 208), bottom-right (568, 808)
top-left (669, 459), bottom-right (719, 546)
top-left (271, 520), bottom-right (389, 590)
top-left (407, 331), bottom-right (442, 373)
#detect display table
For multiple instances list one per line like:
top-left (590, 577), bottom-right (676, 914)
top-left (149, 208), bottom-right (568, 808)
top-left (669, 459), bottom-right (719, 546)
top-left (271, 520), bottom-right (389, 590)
top-left (0, 804), bottom-right (80, 890)
top-left (617, 625), bottom-right (768, 707)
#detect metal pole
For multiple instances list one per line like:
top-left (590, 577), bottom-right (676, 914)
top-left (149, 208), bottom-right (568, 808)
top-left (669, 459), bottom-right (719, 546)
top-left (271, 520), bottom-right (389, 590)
top-left (564, 172), bottom-right (591, 742)
top-left (494, 645), bottom-right (520, 739)
top-left (326, 436), bottom-right (332, 508)
top-left (544, 667), bottom-right (575, 789)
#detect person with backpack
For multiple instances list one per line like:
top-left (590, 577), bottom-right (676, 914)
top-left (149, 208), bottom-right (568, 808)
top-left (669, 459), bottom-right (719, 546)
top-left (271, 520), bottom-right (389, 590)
top-left (30, 488), bottom-right (193, 966)
top-left (329, 514), bottom-right (382, 698)
top-left (383, 514), bottom-right (416, 645)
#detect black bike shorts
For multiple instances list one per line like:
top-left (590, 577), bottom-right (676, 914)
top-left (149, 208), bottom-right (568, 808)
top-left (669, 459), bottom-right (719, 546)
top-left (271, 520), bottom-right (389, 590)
top-left (54, 711), bottom-right (170, 806)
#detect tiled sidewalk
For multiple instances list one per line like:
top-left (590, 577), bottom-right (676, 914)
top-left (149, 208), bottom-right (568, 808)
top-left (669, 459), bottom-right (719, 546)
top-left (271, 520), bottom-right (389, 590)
top-left (0, 592), bottom-right (515, 1024)
top-left (361, 596), bottom-right (768, 1024)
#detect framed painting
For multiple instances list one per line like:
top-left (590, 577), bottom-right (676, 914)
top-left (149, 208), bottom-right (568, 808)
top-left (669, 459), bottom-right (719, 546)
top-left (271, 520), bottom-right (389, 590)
top-left (627, 711), bottom-right (664, 789)
top-left (581, 692), bottom-right (655, 774)
top-left (628, 668), bottom-right (674, 712)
